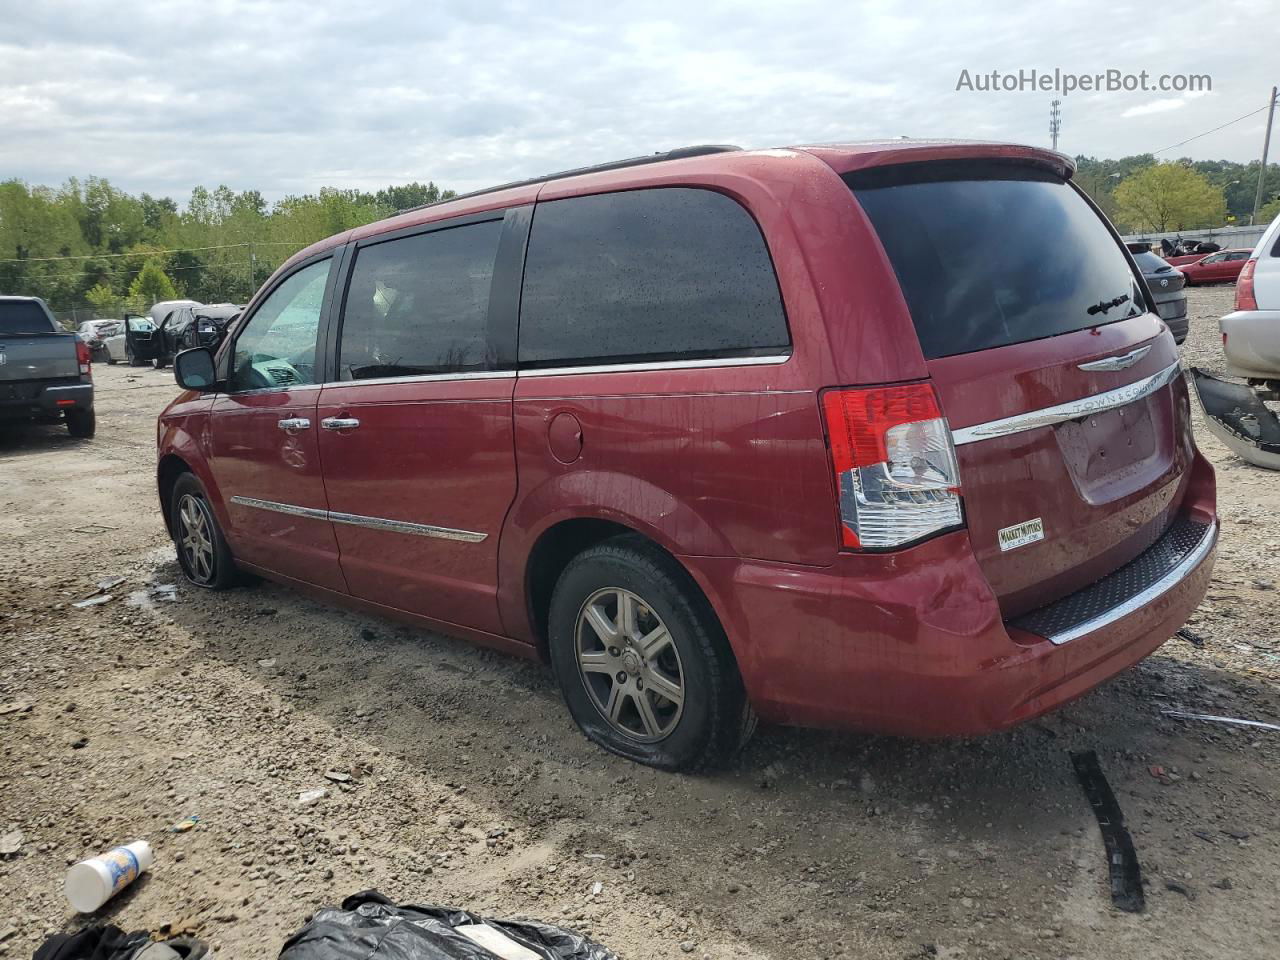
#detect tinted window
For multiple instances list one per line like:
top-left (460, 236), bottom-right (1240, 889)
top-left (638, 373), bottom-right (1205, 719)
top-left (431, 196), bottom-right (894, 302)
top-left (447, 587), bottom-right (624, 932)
top-left (229, 258), bottom-right (331, 391)
top-left (338, 219), bottom-right (503, 380)
top-left (518, 188), bottom-right (788, 366)
top-left (1133, 251), bottom-right (1173, 274)
top-left (1227, 251), bottom-right (1250, 261)
top-left (849, 165), bottom-right (1143, 359)
top-left (0, 300), bottom-right (56, 335)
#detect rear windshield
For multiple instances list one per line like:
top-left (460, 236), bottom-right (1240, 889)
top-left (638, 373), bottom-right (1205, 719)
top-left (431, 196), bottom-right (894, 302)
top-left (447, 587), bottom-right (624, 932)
top-left (0, 300), bottom-right (56, 335)
top-left (1132, 251), bottom-right (1174, 274)
top-left (848, 163), bottom-right (1142, 359)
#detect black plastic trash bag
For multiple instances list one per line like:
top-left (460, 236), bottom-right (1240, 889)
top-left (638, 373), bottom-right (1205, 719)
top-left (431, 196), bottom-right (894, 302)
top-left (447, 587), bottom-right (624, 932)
top-left (279, 891), bottom-right (620, 960)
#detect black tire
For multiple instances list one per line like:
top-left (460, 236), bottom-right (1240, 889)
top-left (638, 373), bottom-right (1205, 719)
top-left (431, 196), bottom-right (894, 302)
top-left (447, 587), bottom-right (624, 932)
top-left (126, 345), bottom-right (142, 367)
top-left (170, 473), bottom-right (239, 589)
top-left (153, 355), bottom-right (168, 370)
top-left (106, 351), bottom-right (117, 365)
top-left (65, 408), bottom-right (95, 439)
top-left (548, 535), bottom-right (755, 771)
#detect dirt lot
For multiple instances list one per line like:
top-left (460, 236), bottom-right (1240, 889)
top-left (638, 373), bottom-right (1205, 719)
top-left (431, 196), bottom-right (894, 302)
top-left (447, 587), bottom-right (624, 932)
top-left (1, 285), bottom-right (1278, 959)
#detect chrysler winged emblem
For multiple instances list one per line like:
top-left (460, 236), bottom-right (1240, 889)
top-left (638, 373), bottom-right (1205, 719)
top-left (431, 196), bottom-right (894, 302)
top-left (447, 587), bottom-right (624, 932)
top-left (1078, 345), bottom-right (1152, 372)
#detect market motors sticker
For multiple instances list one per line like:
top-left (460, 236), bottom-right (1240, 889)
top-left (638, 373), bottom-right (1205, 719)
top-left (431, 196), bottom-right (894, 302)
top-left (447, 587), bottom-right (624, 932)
top-left (998, 517), bottom-right (1044, 552)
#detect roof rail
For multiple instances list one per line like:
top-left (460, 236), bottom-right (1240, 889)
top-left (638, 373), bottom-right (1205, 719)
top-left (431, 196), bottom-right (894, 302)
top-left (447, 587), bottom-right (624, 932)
top-left (402, 144), bottom-right (743, 214)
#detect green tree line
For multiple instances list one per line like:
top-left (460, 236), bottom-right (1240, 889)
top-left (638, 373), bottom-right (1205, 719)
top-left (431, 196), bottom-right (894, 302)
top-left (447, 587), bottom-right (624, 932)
top-left (0, 177), bottom-right (455, 319)
top-left (1075, 155), bottom-right (1280, 233)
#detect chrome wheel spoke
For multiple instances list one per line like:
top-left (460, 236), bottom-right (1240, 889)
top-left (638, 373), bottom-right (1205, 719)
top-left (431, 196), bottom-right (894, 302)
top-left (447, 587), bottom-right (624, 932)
top-left (617, 591), bottom-right (639, 639)
top-left (637, 624), bottom-right (671, 659)
top-left (633, 690), bottom-right (661, 738)
top-left (643, 667), bottom-right (683, 707)
top-left (579, 650), bottom-right (615, 675)
top-left (604, 682), bottom-right (625, 723)
top-left (583, 603), bottom-right (618, 644)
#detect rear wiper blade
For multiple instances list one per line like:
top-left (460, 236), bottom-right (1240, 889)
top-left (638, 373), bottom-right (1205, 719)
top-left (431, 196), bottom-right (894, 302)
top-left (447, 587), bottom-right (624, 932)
top-left (1087, 293), bottom-right (1131, 316)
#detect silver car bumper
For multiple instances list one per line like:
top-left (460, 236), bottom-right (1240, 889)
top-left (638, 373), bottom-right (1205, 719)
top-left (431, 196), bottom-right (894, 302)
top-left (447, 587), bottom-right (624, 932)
top-left (1220, 308), bottom-right (1280, 379)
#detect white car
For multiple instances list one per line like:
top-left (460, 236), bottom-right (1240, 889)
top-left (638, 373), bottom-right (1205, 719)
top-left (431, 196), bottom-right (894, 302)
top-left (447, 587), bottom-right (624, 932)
top-left (1220, 214), bottom-right (1280, 386)
top-left (1192, 215), bottom-right (1280, 469)
top-left (75, 319), bottom-right (122, 357)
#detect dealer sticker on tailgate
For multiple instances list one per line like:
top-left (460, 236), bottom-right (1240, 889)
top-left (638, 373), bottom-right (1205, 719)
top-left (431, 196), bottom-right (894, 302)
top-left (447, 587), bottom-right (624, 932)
top-left (998, 517), bottom-right (1045, 552)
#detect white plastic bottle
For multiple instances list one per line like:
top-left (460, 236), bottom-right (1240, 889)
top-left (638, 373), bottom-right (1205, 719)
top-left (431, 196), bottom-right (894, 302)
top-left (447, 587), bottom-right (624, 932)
top-left (64, 840), bottom-right (153, 913)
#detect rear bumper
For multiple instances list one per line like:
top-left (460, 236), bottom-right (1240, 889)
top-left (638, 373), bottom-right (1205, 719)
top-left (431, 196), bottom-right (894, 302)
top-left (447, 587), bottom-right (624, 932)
top-left (0, 381), bottom-right (94, 420)
top-left (1220, 308), bottom-right (1280, 379)
top-left (682, 452), bottom-right (1217, 737)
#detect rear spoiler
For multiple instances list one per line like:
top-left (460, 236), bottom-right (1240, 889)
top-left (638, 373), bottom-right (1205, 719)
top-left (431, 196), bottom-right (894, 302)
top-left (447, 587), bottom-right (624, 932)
top-left (1190, 368), bottom-right (1280, 470)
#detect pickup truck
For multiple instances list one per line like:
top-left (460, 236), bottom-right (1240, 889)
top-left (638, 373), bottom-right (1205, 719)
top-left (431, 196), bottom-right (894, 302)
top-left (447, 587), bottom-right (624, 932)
top-left (0, 296), bottom-right (96, 438)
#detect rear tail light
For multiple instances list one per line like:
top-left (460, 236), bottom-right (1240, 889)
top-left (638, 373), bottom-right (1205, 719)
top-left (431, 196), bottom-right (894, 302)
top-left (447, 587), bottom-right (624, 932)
top-left (1236, 258), bottom-right (1258, 311)
top-left (75, 338), bottom-right (92, 377)
top-left (821, 382), bottom-right (963, 549)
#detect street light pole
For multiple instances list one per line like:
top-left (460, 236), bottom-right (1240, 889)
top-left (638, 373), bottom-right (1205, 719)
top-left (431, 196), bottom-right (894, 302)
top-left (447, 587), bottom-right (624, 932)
top-left (1252, 85), bottom-right (1277, 226)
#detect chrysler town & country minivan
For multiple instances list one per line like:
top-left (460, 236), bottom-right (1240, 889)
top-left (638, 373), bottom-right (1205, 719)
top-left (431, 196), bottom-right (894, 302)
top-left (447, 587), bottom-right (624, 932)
top-left (158, 141), bottom-right (1218, 770)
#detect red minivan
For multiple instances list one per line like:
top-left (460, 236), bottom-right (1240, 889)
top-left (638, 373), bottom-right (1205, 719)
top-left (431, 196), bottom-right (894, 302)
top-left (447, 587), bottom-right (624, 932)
top-left (159, 141), bottom-right (1218, 770)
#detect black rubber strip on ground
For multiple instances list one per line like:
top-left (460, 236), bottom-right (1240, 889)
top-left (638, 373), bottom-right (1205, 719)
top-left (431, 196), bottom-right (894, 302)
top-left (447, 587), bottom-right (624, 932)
top-left (1071, 749), bottom-right (1145, 913)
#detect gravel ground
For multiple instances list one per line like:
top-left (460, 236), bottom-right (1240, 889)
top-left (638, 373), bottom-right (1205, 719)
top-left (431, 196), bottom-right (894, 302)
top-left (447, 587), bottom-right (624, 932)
top-left (1, 284), bottom-right (1277, 959)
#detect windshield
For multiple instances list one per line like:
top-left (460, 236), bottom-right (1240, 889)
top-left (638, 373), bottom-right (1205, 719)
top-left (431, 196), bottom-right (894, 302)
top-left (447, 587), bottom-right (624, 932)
top-left (0, 301), bottom-right (56, 335)
top-left (848, 163), bottom-right (1143, 359)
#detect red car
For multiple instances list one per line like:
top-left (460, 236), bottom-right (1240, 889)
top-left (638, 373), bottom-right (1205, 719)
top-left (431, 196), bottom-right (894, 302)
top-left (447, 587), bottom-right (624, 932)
top-left (1180, 248), bottom-right (1253, 285)
top-left (158, 141), bottom-right (1218, 770)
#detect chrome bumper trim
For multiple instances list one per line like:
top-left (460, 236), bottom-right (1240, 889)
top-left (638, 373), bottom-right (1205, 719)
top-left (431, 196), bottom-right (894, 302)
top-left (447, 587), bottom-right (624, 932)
top-left (1045, 519), bottom-right (1217, 646)
top-left (951, 361), bottom-right (1182, 446)
top-left (229, 496), bottom-right (486, 543)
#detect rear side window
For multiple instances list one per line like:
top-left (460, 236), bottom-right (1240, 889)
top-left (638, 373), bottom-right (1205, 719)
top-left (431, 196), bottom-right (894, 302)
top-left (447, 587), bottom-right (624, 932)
top-left (0, 300), bottom-right (56, 335)
top-left (338, 219), bottom-right (503, 380)
top-left (848, 164), bottom-right (1143, 360)
top-left (518, 188), bottom-right (789, 367)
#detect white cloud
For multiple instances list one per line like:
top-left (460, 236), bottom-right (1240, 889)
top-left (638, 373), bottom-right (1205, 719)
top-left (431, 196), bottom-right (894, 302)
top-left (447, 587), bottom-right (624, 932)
top-left (1121, 98), bottom-right (1189, 118)
top-left (0, 0), bottom-right (1273, 199)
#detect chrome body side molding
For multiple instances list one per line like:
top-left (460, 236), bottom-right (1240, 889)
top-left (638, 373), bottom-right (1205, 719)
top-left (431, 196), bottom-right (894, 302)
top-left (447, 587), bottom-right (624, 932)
top-left (229, 497), bottom-right (487, 543)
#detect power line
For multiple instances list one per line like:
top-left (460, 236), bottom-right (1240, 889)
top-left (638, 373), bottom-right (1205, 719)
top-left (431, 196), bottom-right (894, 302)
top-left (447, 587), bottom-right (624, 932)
top-left (0, 240), bottom-right (301, 264)
top-left (1153, 103), bottom-right (1272, 155)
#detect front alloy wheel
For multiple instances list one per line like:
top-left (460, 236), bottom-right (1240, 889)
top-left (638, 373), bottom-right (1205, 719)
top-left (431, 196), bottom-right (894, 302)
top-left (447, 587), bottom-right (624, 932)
top-left (177, 493), bottom-right (217, 585)
top-left (576, 587), bottom-right (685, 742)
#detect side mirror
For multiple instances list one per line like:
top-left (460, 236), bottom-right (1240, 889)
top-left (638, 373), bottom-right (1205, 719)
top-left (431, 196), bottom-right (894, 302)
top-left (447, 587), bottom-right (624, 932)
top-left (174, 347), bottom-right (218, 391)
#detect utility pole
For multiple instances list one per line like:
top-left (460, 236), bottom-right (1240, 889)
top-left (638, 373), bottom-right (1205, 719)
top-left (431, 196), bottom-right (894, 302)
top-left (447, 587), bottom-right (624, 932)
top-left (1252, 85), bottom-right (1277, 226)
top-left (1050, 99), bottom-right (1062, 151)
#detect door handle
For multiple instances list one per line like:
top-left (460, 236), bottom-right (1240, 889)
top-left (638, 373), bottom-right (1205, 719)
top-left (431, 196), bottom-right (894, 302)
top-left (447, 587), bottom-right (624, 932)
top-left (321, 417), bottom-right (361, 431)
top-left (277, 417), bottom-right (311, 432)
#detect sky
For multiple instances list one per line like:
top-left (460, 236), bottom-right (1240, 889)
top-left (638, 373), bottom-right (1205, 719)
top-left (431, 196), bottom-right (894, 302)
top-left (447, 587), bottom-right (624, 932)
top-left (0, 0), bottom-right (1276, 202)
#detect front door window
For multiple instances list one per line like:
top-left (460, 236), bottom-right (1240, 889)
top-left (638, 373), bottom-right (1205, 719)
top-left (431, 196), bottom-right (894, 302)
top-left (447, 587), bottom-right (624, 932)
top-left (229, 258), bottom-right (331, 391)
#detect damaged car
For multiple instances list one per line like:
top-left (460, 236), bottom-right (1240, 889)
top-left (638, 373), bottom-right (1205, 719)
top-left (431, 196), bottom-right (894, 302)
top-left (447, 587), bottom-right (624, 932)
top-left (1193, 215), bottom-right (1280, 469)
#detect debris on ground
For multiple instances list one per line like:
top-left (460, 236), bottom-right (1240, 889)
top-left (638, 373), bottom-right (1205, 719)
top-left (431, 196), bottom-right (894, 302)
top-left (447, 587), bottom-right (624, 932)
top-left (64, 840), bottom-right (154, 913)
top-left (0, 702), bottom-right (32, 716)
top-left (297, 788), bottom-right (327, 806)
top-left (324, 770), bottom-right (352, 783)
top-left (0, 830), bottom-right (22, 857)
top-left (1177, 627), bottom-right (1206, 648)
top-left (1162, 710), bottom-right (1280, 732)
top-left (168, 814), bottom-right (200, 833)
top-left (33, 924), bottom-right (151, 960)
top-left (279, 890), bottom-right (619, 960)
top-left (1072, 750), bottom-right (1145, 913)
top-left (72, 594), bottom-right (113, 608)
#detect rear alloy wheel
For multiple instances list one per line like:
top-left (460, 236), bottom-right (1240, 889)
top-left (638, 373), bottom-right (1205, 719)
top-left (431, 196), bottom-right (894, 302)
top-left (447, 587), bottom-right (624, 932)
top-left (548, 536), bottom-right (754, 770)
top-left (576, 587), bottom-right (686, 742)
top-left (170, 474), bottom-right (238, 589)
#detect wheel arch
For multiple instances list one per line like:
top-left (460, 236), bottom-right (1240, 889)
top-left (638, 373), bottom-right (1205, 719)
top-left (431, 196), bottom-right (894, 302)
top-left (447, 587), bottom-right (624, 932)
top-left (157, 453), bottom-right (193, 537)
top-left (523, 518), bottom-right (727, 664)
